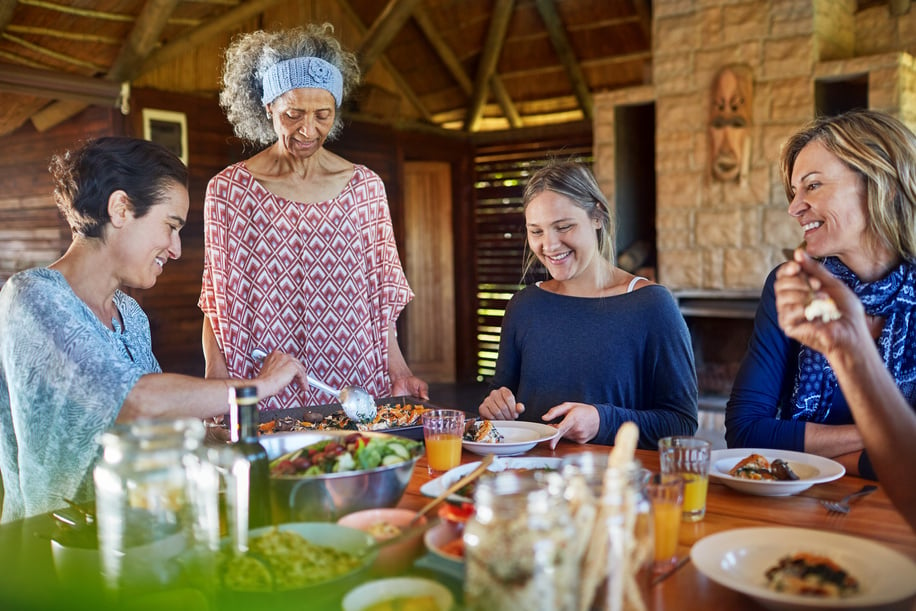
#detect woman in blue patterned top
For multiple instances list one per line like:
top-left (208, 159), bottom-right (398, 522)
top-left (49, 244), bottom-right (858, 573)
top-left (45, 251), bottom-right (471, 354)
top-left (0, 137), bottom-right (308, 523)
top-left (726, 110), bottom-right (916, 480)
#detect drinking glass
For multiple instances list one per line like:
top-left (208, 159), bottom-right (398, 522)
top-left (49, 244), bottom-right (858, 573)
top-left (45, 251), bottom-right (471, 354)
top-left (645, 473), bottom-right (684, 573)
top-left (422, 409), bottom-right (465, 475)
top-left (658, 436), bottom-right (711, 522)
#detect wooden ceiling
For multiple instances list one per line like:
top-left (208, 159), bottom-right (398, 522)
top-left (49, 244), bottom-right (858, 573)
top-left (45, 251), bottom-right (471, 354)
top-left (0, 0), bottom-right (653, 138)
top-left (0, 0), bottom-right (904, 139)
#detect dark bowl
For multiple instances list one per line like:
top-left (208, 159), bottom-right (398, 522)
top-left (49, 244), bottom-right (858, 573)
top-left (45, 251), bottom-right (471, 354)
top-left (261, 430), bottom-right (423, 523)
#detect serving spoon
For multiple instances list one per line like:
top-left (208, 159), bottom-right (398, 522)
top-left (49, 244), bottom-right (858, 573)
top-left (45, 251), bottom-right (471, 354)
top-left (250, 348), bottom-right (377, 423)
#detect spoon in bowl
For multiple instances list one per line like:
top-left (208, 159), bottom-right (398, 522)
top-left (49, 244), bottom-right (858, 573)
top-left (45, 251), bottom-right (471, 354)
top-left (250, 348), bottom-right (377, 423)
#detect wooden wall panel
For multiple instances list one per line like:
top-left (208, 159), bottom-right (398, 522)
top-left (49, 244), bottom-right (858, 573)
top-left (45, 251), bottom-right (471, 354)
top-left (0, 106), bottom-right (121, 284)
top-left (403, 161), bottom-right (455, 382)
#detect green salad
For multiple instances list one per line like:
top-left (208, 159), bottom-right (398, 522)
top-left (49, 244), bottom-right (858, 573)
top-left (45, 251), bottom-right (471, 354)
top-left (269, 433), bottom-right (422, 476)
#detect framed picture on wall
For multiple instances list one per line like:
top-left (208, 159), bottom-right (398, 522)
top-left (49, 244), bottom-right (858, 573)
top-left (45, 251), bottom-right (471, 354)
top-left (142, 108), bottom-right (188, 165)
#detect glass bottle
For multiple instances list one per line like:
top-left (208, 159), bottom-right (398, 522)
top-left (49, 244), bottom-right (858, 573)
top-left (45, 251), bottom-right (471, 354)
top-left (228, 385), bottom-right (272, 529)
top-left (93, 417), bottom-right (204, 594)
top-left (463, 470), bottom-right (579, 611)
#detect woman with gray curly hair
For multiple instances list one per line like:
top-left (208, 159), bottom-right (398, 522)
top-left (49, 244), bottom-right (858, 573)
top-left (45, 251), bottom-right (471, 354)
top-left (200, 24), bottom-right (428, 412)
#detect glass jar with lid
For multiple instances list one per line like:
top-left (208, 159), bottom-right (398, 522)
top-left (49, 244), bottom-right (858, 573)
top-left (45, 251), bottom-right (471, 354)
top-left (463, 470), bottom-right (579, 611)
top-left (93, 417), bottom-right (205, 594)
top-left (561, 452), bottom-right (654, 611)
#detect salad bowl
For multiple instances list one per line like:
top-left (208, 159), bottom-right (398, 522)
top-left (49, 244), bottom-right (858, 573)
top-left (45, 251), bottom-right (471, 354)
top-left (261, 430), bottom-right (424, 523)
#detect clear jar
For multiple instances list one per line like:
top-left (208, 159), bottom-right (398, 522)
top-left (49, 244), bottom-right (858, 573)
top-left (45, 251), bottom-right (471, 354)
top-left (560, 453), bottom-right (653, 611)
top-left (463, 470), bottom-right (578, 611)
top-left (93, 418), bottom-right (205, 593)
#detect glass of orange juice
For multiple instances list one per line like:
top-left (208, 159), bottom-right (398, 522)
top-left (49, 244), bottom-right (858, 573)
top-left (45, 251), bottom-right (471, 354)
top-left (422, 409), bottom-right (466, 475)
top-left (645, 473), bottom-right (684, 573)
top-left (658, 436), bottom-right (711, 522)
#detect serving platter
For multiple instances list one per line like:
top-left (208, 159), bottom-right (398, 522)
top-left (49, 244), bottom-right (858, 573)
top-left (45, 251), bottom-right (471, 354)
top-left (207, 397), bottom-right (472, 442)
top-left (691, 527), bottom-right (916, 610)
top-left (709, 449), bottom-right (844, 497)
top-left (420, 456), bottom-right (563, 503)
top-left (462, 421), bottom-right (559, 456)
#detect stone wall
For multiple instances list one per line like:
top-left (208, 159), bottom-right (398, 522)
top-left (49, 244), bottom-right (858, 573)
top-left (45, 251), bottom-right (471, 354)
top-left (594, 0), bottom-right (916, 291)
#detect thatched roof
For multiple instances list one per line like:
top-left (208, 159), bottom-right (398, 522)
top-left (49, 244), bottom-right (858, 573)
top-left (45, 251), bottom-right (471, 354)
top-left (0, 0), bottom-right (901, 138)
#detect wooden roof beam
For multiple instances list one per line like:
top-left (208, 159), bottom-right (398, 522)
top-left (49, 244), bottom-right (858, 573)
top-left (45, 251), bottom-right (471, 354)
top-left (533, 0), bottom-right (592, 122)
top-left (357, 0), bottom-right (423, 74)
top-left (141, 0), bottom-right (286, 72)
top-left (338, 0), bottom-right (432, 122)
top-left (465, 0), bottom-right (515, 132)
top-left (412, 5), bottom-right (520, 128)
top-left (0, 1), bottom-right (17, 31)
top-left (30, 0), bottom-right (182, 132)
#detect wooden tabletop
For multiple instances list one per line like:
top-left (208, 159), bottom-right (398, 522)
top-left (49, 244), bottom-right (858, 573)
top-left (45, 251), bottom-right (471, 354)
top-left (398, 440), bottom-right (916, 611)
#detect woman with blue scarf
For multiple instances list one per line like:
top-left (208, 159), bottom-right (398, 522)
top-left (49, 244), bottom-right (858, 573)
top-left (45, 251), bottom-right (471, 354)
top-left (725, 109), bottom-right (916, 480)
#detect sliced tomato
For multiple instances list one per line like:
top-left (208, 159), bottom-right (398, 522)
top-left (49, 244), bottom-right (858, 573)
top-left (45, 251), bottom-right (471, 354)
top-left (438, 501), bottom-right (474, 524)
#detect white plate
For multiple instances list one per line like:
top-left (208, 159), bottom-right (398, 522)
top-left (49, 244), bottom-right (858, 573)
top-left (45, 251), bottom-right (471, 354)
top-left (691, 527), bottom-right (916, 610)
top-left (462, 421), bottom-right (559, 456)
top-left (420, 456), bottom-right (563, 503)
top-left (709, 449), bottom-right (844, 496)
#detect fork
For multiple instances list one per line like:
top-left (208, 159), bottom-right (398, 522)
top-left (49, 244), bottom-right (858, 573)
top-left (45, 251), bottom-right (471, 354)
top-left (821, 484), bottom-right (878, 513)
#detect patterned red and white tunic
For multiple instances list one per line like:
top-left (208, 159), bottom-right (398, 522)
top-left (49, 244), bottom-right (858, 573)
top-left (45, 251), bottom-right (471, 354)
top-left (199, 163), bottom-right (414, 411)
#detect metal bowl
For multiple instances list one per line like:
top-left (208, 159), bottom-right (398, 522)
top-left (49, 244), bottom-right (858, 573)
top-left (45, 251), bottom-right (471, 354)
top-left (261, 430), bottom-right (424, 523)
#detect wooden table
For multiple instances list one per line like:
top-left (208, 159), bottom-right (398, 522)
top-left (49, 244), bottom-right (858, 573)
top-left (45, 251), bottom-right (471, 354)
top-left (397, 440), bottom-right (916, 611)
top-left (0, 439), bottom-right (913, 610)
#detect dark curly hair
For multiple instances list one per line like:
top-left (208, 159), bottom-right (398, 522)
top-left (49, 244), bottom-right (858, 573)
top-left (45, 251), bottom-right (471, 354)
top-left (49, 137), bottom-right (188, 239)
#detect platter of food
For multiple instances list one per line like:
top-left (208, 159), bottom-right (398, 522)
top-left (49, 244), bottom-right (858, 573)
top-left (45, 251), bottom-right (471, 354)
top-left (461, 420), bottom-right (559, 456)
top-left (691, 527), bottom-right (916, 610)
top-left (709, 449), bottom-right (844, 496)
top-left (419, 456), bottom-right (563, 503)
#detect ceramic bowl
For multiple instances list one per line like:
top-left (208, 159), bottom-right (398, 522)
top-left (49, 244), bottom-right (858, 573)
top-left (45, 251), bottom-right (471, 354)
top-left (342, 576), bottom-right (454, 611)
top-left (337, 507), bottom-right (427, 574)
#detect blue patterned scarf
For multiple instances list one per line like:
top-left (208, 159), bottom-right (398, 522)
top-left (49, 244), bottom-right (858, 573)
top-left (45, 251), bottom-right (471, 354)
top-left (791, 256), bottom-right (916, 421)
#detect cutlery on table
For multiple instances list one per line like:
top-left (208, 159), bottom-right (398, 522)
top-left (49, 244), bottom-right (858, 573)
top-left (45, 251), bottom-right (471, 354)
top-left (821, 484), bottom-right (877, 514)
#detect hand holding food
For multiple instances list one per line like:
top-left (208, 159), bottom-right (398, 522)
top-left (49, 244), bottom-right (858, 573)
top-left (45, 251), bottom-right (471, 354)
top-left (775, 250), bottom-right (874, 359)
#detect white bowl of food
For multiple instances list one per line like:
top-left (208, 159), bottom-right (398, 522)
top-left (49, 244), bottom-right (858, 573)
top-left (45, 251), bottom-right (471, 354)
top-left (342, 576), bottom-right (454, 611)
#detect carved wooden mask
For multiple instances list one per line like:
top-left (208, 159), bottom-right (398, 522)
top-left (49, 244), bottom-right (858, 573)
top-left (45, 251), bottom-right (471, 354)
top-left (709, 65), bottom-right (753, 183)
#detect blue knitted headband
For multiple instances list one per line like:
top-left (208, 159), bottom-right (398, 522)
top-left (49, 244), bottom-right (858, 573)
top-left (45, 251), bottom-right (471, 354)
top-left (261, 56), bottom-right (343, 107)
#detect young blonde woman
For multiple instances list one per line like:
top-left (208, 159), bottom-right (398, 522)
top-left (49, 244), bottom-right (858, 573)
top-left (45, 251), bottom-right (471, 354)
top-left (479, 161), bottom-right (698, 450)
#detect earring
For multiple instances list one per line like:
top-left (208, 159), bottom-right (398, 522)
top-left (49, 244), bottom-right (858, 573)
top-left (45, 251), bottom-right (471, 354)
top-left (266, 111), bottom-right (272, 120)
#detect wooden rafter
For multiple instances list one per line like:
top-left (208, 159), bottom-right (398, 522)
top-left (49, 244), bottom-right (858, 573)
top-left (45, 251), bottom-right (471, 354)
top-left (110, 0), bottom-right (182, 80)
top-left (534, 0), bottom-right (592, 122)
top-left (30, 0), bottom-right (181, 131)
top-left (465, 0), bottom-right (515, 132)
top-left (6, 25), bottom-right (120, 44)
top-left (412, 4), bottom-right (520, 128)
top-left (141, 0), bottom-right (285, 72)
top-left (0, 1), bottom-right (17, 30)
top-left (357, 0), bottom-right (423, 74)
top-left (337, 0), bottom-right (432, 122)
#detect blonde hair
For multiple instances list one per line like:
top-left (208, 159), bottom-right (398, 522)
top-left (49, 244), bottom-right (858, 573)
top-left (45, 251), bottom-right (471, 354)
top-left (780, 109), bottom-right (916, 262)
top-left (521, 161), bottom-right (615, 280)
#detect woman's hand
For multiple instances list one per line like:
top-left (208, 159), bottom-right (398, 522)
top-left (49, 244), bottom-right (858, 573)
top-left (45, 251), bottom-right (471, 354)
top-left (541, 402), bottom-right (599, 449)
top-left (479, 387), bottom-right (525, 420)
top-left (254, 350), bottom-right (308, 399)
top-left (775, 251), bottom-right (873, 358)
top-left (391, 375), bottom-right (429, 400)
